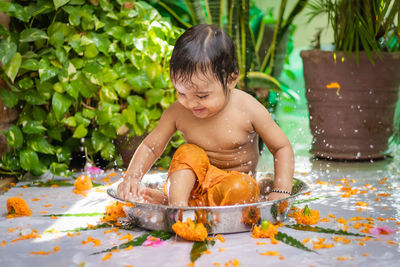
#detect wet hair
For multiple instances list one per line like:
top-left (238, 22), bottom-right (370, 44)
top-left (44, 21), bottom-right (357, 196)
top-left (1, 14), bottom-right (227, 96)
top-left (170, 24), bottom-right (239, 94)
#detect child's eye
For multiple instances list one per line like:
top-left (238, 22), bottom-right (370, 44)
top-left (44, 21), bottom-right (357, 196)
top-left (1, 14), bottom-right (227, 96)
top-left (177, 92), bottom-right (185, 96)
top-left (197, 95), bottom-right (209, 99)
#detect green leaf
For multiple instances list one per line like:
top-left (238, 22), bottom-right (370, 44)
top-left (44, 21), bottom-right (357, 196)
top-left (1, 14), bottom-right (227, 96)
top-left (62, 116), bottom-right (77, 127)
top-left (100, 86), bottom-right (119, 101)
top-left (49, 162), bottom-right (70, 176)
top-left (52, 92), bottom-right (73, 121)
top-left (27, 135), bottom-right (54, 154)
top-left (137, 109), bottom-right (150, 129)
top-left (91, 131), bottom-right (108, 152)
top-left (20, 28), bottom-right (48, 43)
top-left (64, 82), bottom-right (79, 99)
top-left (0, 39), bottom-right (17, 65)
top-left (102, 68), bottom-right (119, 83)
top-left (25, 90), bottom-right (47, 105)
top-left (83, 61), bottom-right (102, 74)
top-left (21, 59), bottom-right (39, 71)
top-left (54, 0), bottom-right (70, 10)
top-left (6, 125), bottom-right (23, 149)
top-left (100, 142), bottom-right (116, 160)
top-left (49, 31), bottom-right (64, 47)
top-left (122, 105), bottom-right (136, 126)
top-left (146, 88), bottom-right (164, 105)
top-left (17, 77), bottom-right (34, 90)
top-left (39, 58), bottom-right (59, 82)
top-left (55, 146), bottom-right (71, 162)
top-left (75, 112), bottom-right (90, 126)
top-left (92, 231), bottom-right (172, 255)
top-left (4, 52), bottom-right (21, 82)
top-left (1, 152), bottom-right (20, 171)
top-left (285, 224), bottom-right (368, 237)
top-left (190, 239), bottom-right (215, 263)
top-left (0, 89), bottom-right (18, 108)
top-left (127, 95), bottom-right (146, 112)
top-left (84, 43), bottom-right (99, 58)
top-left (275, 231), bottom-right (316, 253)
top-left (238, 72), bottom-right (281, 92)
top-left (113, 79), bottom-right (131, 98)
top-left (71, 72), bottom-right (97, 98)
top-left (22, 121), bottom-right (47, 134)
top-left (32, 107), bottom-right (47, 122)
top-left (19, 149), bottom-right (40, 172)
top-left (61, 222), bottom-right (112, 233)
top-left (82, 108), bottom-right (96, 119)
top-left (0, 1), bottom-right (11, 12)
top-left (48, 128), bottom-right (63, 141)
top-left (126, 70), bottom-right (152, 93)
top-left (73, 124), bottom-right (88, 138)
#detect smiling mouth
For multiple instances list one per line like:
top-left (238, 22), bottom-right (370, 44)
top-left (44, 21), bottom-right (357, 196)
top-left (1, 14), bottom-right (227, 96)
top-left (192, 108), bottom-right (206, 113)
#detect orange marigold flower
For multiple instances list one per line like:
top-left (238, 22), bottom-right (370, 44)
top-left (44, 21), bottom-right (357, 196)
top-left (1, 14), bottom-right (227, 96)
top-left (102, 252), bottom-right (112, 261)
top-left (171, 218), bottom-right (208, 242)
top-left (73, 175), bottom-right (93, 194)
top-left (6, 197), bottom-right (32, 218)
top-left (101, 202), bottom-right (126, 223)
top-left (356, 201), bottom-right (369, 207)
top-left (251, 220), bottom-right (279, 239)
top-left (215, 234), bottom-right (225, 243)
top-left (293, 205), bottom-right (319, 225)
top-left (1, 240), bottom-right (6, 246)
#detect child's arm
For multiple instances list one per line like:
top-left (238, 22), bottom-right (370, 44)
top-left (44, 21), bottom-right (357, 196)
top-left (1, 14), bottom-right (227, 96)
top-left (247, 95), bottom-right (294, 200)
top-left (117, 103), bottom-right (178, 200)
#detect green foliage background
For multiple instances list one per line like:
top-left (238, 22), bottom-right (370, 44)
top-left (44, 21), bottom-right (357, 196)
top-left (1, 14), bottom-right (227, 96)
top-left (0, 0), bottom-right (184, 177)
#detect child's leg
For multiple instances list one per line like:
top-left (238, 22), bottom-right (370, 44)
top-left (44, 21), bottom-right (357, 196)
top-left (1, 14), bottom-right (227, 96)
top-left (141, 188), bottom-right (168, 205)
top-left (167, 169), bottom-right (196, 206)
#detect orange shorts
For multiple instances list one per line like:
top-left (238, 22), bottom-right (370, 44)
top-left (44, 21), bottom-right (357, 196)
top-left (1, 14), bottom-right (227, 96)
top-left (165, 144), bottom-right (260, 206)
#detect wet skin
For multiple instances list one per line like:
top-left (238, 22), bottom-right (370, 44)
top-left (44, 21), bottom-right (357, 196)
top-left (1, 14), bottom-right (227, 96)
top-left (117, 72), bottom-right (294, 204)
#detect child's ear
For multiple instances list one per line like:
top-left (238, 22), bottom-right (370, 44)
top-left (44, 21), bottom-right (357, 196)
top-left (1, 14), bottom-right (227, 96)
top-left (228, 72), bottom-right (240, 90)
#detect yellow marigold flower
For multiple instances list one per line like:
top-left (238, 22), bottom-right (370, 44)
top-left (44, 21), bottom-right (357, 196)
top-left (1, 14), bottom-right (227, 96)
top-left (101, 202), bottom-right (126, 223)
top-left (251, 220), bottom-right (279, 239)
top-left (73, 175), bottom-right (93, 194)
top-left (293, 205), bottom-right (319, 225)
top-left (6, 197), bottom-right (32, 218)
top-left (171, 218), bottom-right (208, 242)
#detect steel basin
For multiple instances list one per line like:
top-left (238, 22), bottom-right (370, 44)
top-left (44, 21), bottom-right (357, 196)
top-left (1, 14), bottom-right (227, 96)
top-left (107, 172), bottom-right (308, 234)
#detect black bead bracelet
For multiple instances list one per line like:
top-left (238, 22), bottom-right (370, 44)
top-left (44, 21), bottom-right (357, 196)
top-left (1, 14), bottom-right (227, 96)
top-left (270, 189), bottom-right (292, 195)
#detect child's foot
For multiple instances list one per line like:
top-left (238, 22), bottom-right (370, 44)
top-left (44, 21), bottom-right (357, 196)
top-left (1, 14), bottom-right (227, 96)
top-left (141, 188), bottom-right (168, 205)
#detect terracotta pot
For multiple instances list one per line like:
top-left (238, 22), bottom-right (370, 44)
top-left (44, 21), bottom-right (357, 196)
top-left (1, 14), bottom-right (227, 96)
top-left (0, 80), bottom-right (19, 158)
top-left (301, 50), bottom-right (400, 160)
top-left (116, 134), bottom-right (147, 168)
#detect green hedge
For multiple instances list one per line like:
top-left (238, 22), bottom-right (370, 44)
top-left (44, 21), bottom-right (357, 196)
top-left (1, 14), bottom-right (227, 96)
top-left (0, 0), bottom-right (184, 177)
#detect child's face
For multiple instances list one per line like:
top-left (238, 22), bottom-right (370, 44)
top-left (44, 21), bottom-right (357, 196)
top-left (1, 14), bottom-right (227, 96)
top-left (173, 72), bottom-right (234, 119)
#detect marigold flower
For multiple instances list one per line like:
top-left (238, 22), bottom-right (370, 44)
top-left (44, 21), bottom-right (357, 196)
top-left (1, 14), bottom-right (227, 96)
top-left (73, 175), bottom-right (93, 194)
top-left (6, 197), bottom-right (32, 218)
top-left (101, 202), bottom-right (127, 223)
top-left (251, 220), bottom-right (279, 239)
top-left (102, 252), bottom-right (112, 261)
top-left (171, 218), bottom-right (208, 242)
top-left (293, 205), bottom-right (319, 225)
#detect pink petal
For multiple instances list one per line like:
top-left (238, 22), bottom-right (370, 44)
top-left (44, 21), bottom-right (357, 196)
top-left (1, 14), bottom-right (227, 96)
top-left (369, 225), bottom-right (396, 235)
top-left (84, 166), bottom-right (103, 175)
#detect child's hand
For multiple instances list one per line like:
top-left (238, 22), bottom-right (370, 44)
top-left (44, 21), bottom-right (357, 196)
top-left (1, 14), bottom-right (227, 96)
top-left (267, 192), bottom-right (291, 201)
top-left (117, 177), bottom-right (141, 200)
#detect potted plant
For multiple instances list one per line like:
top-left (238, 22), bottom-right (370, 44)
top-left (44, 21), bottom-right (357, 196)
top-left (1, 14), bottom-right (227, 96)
top-left (0, 0), bottom-right (183, 177)
top-left (301, 0), bottom-right (400, 160)
top-left (146, 0), bottom-right (307, 106)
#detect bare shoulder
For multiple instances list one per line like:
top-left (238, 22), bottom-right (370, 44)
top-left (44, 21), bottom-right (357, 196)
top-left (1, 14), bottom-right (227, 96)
top-left (232, 89), bottom-right (268, 114)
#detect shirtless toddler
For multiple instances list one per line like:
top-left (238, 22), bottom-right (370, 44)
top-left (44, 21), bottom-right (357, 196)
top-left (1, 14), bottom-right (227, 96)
top-left (117, 24), bottom-right (294, 206)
